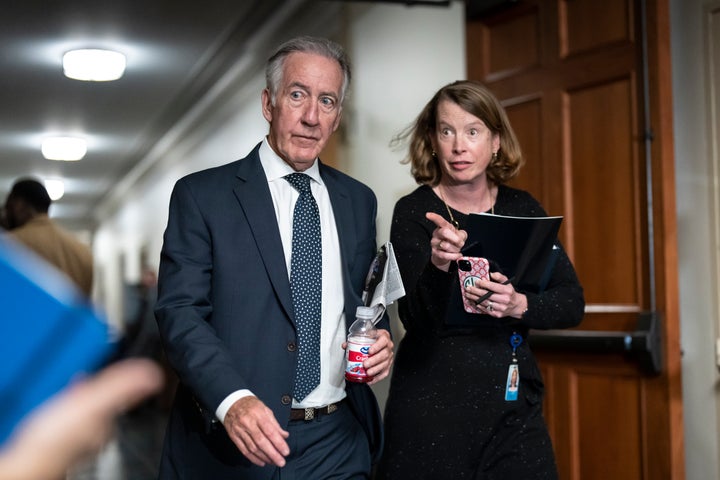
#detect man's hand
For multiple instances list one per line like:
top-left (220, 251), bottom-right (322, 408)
top-left (364, 329), bottom-right (394, 384)
top-left (224, 396), bottom-right (290, 467)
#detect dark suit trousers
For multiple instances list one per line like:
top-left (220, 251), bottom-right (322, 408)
top-left (272, 406), bottom-right (371, 480)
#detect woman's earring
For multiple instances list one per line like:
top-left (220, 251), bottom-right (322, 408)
top-left (432, 151), bottom-right (438, 158)
top-left (491, 151), bottom-right (498, 162)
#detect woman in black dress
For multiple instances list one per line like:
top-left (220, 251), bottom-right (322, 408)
top-left (376, 81), bottom-right (584, 479)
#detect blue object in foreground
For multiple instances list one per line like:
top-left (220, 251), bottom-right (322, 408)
top-left (0, 236), bottom-right (112, 444)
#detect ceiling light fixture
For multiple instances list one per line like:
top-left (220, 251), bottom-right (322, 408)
top-left (41, 136), bottom-right (87, 161)
top-left (62, 48), bottom-right (126, 81)
top-left (44, 179), bottom-right (65, 201)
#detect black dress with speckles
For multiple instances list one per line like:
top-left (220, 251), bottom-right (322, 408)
top-left (375, 185), bottom-right (584, 480)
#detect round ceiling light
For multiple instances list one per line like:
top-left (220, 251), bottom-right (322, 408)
top-left (41, 136), bottom-right (87, 161)
top-left (62, 49), bottom-right (126, 81)
top-left (44, 179), bottom-right (65, 201)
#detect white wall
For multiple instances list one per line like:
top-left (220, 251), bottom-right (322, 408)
top-left (670, 0), bottom-right (720, 479)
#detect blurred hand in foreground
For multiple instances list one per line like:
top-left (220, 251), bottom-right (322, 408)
top-left (0, 358), bottom-right (164, 480)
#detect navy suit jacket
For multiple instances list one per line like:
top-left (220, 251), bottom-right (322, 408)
top-left (155, 143), bottom-right (388, 479)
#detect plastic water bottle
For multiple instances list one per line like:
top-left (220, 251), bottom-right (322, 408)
top-left (345, 306), bottom-right (378, 383)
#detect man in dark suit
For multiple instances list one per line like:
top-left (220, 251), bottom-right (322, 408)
top-left (155, 36), bottom-right (394, 479)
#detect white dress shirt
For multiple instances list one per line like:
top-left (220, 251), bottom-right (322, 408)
top-left (216, 139), bottom-right (347, 422)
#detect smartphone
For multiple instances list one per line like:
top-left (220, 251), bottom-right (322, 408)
top-left (457, 256), bottom-right (490, 314)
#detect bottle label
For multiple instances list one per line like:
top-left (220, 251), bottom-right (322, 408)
top-left (345, 336), bottom-right (375, 382)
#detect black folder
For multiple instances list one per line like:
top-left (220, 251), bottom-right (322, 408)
top-left (445, 213), bottom-right (563, 326)
top-left (462, 212), bottom-right (563, 293)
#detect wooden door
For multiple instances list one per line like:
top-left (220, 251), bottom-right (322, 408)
top-left (466, 0), bottom-right (683, 478)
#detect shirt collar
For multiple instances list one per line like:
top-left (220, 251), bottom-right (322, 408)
top-left (259, 137), bottom-right (322, 185)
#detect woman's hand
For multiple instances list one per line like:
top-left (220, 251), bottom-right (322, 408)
top-left (464, 270), bottom-right (528, 319)
top-left (426, 212), bottom-right (467, 272)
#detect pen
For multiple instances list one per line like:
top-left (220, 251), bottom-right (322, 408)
top-left (476, 276), bottom-right (515, 304)
top-left (461, 241), bottom-right (480, 254)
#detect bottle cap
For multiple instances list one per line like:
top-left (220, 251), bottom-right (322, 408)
top-left (356, 306), bottom-right (376, 319)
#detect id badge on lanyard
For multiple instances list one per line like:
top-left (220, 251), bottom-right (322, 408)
top-left (505, 333), bottom-right (522, 401)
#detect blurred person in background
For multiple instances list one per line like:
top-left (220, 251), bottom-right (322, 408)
top-left (2, 178), bottom-right (93, 297)
top-left (118, 265), bottom-right (178, 409)
top-left (0, 206), bottom-right (8, 230)
top-left (120, 267), bottom-right (162, 363)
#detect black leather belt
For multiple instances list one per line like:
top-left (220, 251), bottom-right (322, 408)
top-left (290, 399), bottom-right (345, 421)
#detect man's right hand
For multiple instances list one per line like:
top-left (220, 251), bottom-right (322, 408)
top-left (224, 396), bottom-right (290, 467)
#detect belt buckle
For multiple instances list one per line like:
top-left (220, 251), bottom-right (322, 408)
top-left (304, 407), bottom-right (315, 421)
top-left (327, 403), bottom-right (338, 414)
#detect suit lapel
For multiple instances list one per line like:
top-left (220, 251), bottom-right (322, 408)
top-left (321, 163), bottom-right (358, 321)
top-left (232, 153), bottom-right (358, 325)
top-left (233, 149), bottom-right (294, 322)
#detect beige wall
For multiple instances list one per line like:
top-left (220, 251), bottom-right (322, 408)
top-left (671, 0), bottom-right (720, 478)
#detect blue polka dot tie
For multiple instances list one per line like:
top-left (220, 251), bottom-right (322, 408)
top-left (285, 173), bottom-right (322, 402)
